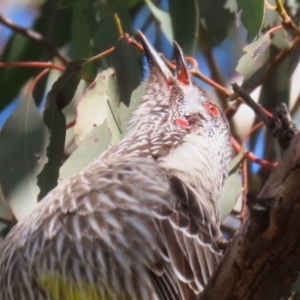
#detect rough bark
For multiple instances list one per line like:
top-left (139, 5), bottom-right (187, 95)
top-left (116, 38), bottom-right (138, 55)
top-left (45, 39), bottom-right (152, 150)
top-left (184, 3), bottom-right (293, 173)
top-left (202, 132), bottom-right (300, 300)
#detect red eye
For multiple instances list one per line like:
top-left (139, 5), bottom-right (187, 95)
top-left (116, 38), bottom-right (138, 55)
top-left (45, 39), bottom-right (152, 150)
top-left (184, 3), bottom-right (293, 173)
top-left (205, 102), bottom-right (219, 117)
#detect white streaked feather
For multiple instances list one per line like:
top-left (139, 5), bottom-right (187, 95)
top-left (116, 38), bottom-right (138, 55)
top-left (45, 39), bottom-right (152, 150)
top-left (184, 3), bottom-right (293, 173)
top-left (114, 189), bottom-right (139, 204)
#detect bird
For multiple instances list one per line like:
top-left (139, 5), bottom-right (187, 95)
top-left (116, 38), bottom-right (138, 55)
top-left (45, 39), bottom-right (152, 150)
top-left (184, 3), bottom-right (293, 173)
top-left (0, 31), bottom-right (231, 300)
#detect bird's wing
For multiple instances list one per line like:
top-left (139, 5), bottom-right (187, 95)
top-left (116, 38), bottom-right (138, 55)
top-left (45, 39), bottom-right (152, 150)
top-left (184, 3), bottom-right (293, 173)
top-left (150, 174), bottom-right (223, 299)
top-left (0, 159), bottom-right (171, 300)
top-left (0, 159), bottom-right (222, 300)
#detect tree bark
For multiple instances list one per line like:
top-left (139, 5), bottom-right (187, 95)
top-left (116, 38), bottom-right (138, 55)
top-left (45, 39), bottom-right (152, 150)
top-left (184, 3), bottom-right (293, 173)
top-left (202, 132), bottom-right (300, 300)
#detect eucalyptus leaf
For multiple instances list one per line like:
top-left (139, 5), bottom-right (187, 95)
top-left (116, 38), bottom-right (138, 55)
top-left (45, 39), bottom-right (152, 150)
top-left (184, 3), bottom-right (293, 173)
top-left (220, 148), bottom-right (244, 221)
top-left (236, 32), bottom-right (271, 89)
top-left (237, 0), bottom-right (265, 38)
top-left (271, 28), bottom-right (291, 50)
top-left (59, 83), bottom-right (144, 182)
top-left (70, 2), bottom-right (94, 77)
top-left (74, 69), bottom-right (114, 146)
top-left (0, 95), bottom-right (48, 220)
top-left (59, 121), bottom-right (112, 183)
top-left (118, 83), bottom-right (144, 137)
top-left (37, 61), bottom-right (83, 200)
top-left (112, 38), bottom-right (142, 107)
top-left (145, 0), bottom-right (173, 43)
top-left (198, 0), bottom-right (237, 45)
top-left (169, 0), bottom-right (199, 55)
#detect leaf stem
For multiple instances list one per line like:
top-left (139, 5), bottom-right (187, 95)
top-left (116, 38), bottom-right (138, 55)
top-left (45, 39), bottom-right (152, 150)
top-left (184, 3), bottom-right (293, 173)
top-left (275, 0), bottom-right (300, 35)
top-left (84, 47), bottom-right (115, 65)
top-left (113, 13), bottom-right (124, 37)
top-left (231, 137), bottom-right (277, 168)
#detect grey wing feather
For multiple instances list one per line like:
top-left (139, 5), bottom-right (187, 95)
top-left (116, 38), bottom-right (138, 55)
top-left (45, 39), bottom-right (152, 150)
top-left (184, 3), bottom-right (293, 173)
top-left (0, 159), bottom-right (222, 300)
top-left (152, 174), bottom-right (223, 298)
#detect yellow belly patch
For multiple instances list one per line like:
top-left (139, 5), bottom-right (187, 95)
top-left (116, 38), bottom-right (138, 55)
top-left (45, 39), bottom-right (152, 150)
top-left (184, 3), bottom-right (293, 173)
top-left (37, 273), bottom-right (108, 300)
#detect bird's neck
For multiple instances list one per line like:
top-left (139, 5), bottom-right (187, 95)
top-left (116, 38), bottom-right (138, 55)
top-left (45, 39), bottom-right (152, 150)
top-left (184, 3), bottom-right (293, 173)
top-left (98, 121), bottom-right (186, 163)
top-left (158, 134), bottom-right (227, 224)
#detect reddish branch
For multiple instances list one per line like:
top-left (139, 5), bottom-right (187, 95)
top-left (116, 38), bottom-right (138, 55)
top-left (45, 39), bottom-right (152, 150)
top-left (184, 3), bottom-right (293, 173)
top-left (0, 13), bottom-right (69, 64)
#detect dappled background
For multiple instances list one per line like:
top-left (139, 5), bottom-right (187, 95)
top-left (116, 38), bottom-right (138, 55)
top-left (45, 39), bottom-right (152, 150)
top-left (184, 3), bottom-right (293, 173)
top-left (1, 0), bottom-right (300, 296)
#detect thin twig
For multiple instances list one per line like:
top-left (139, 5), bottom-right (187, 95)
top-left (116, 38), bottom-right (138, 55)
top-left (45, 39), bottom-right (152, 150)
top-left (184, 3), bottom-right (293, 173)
top-left (84, 47), bottom-right (115, 65)
top-left (232, 83), bottom-right (274, 128)
top-left (231, 137), bottom-right (277, 168)
top-left (0, 13), bottom-right (70, 64)
top-left (0, 61), bottom-right (93, 82)
top-left (28, 69), bottom-right (49, 94)
top-left (242, 122), bottom-right (264, 143)
top-left (0, 61), bottom-right (65, 71)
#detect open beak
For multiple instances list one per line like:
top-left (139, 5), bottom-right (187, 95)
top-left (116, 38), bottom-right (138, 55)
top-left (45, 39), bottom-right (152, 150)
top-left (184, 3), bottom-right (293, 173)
top-left (137, 30), bottom-right (172, 81)
top-left (173, 41), bottom-right (192, 86)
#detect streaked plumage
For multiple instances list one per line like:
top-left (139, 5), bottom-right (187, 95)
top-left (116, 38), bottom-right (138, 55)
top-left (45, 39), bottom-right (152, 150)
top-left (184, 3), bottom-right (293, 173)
top-left (0, 32), bottom-right (231, 300)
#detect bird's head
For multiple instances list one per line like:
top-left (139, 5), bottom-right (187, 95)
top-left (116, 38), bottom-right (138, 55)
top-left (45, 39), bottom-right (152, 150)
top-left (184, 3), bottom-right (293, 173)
top-left (104, 32), bottom-right (231, 176)
top-left (133, 31), bottom-right (230, 151)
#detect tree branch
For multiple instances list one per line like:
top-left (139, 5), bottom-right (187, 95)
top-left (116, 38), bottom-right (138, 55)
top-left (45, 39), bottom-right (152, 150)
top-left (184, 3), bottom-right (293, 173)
top-left (0, 13), bottom-right (69, 64)
top-left (202, 131), bottom-right (300, 300)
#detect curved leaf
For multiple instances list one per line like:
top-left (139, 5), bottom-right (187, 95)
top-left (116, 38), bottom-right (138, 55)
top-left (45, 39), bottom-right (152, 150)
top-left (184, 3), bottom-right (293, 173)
top-left (237, 0), bottom-right (265, 38)
top-left (236, 32), bottom-right (271, 89)
top-left (59, 121), bottom-right (111, 183)
top-left (74, 69), bottom-right (114, 146)
top-left (145, 0), bottom-right (173, 43)
top-left (0, 95), bottom-right (48, 220)
top-left (220, 148), bottom-right (244, 221)
top-left (198, 0), bottom-right (237, 45)
top-left (112, 37), bottom-right (142, 107)
top-left (37, 60), bottom-right (83, 200)
top-left (59, 83), bottom-right (144, 182)
top-left (169, 0), bottom-right (199, 55)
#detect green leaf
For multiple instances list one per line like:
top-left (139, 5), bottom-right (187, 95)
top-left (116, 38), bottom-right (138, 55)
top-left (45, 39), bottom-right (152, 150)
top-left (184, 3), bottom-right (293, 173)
top-left (237, 0), bottom-right (265, 38)
top-left (97, 0), bottom-right (142, 14)
top-left (59, 121), bottom-right (112, 183)
top-left (0, 95), bottom-right (48, 220)
top-left (118, 83), bottom-right (144, 137)
top-left (271, 28), bottom-right (291, 50)
top-left (145, 0), bottom-right (174, 43)
top-left (59, 83), bottom-right (144, 182)
top-left (112, 37), bottom-right (142, 107)
top-left (236, 32), bottom-right (271, 89)
top-left (58, 0), bottom-right (77, 8)
top-left (70, 2), bottom-right (94, 77)
top-left (74, 68), bottom-right (114, 145)
top-left (169, 0), bottom-right (199, 55)
top-left (0, 34), bottom-right (39, 111)
top-left (37, 60), bottom-right (83, 200)
top-left (220, 148), bottom-right (244, 221)
top-left (198, 0), bottom-right (237, 45)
